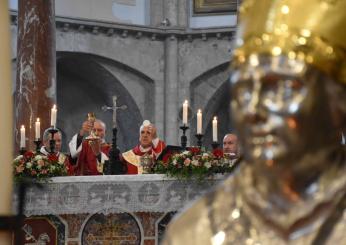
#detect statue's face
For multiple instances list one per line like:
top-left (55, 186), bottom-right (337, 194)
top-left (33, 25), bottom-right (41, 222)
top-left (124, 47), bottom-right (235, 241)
top-left (231, 56), bottom-right (337, 164)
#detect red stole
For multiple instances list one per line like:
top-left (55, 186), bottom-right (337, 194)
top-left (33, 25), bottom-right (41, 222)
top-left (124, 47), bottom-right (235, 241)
top-left (74, 140), bottom-right (111, 176)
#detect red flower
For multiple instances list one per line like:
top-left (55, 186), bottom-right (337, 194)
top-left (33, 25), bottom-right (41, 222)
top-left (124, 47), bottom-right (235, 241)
top-left (24, 151), bottom-right (34, 160)
top-left (212, 149), bottom-right (224, 158)
top-left (48, 154), bottom-right (59, 162)
top-left (189, 147), bottom-right (200, 155)
top-left (31, 170), bottom-right (37, 176)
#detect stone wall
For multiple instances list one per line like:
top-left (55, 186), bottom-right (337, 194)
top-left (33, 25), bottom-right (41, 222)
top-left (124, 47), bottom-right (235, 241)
top-left (10, 0), bottom-right (237, 151)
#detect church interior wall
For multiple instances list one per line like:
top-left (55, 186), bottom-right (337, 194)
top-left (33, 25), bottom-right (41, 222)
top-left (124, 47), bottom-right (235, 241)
top-left (9, 4), bottom-right (236, 149)
top-left (55, 29), bottom-right (165, 82)
top-left (57, 52), bottom-right (146, 152)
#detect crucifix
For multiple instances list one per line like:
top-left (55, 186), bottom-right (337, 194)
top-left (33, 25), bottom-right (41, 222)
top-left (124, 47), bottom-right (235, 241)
top-left (101, 96), bottom-right (127, 175)
top-left (102, 96), bottom-right (127, 129)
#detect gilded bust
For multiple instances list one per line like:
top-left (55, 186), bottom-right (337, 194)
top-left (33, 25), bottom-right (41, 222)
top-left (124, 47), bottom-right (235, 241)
top-left (163, 0), bottom-right (346, 244)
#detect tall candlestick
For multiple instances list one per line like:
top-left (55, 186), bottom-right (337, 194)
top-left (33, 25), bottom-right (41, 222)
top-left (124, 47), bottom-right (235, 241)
top-left (197, 109), bottom-right (202, 134)
top-left (51, 104), bottom-right (57, 127)
top-left (35, 118), bottom-right (40, 139)
top-left (0, 1), bottom-right (14, 242)
top-left (212, 116), bottom-right (218, 142)
top-left (20, 125), bottom-right (26, 148)
top-left (183, 100), bottom-right (188, 125)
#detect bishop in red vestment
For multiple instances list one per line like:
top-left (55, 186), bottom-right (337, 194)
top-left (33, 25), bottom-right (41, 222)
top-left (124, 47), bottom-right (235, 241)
top-left (122, 120), bottom-right (165, 174)
top-left (69, 119), bottom-right (110, 175)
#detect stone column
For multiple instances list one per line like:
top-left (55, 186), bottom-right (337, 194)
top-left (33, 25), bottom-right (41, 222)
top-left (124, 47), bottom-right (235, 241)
top-left (164, 37), bottom-right (179, 144)
top-left (178, 0), bottom-right (188, 27)
top-left (150, 0), bottom-right (164, 26)
top-left (164, 0), bottom-right (179, 145)
top-left (0, 1), bottom-right (14, 243)
top-left (164, 0), bottom-right (178, 26)
top-left (15, 0), bottom-right (56, 151)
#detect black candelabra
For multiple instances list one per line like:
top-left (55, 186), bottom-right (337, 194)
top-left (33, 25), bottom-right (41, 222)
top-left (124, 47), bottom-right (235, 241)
top-left (104, 127), bottom-right (126, 175)
top-left (211, 141), bottom-right (220, 150)
top-left (47, 127), bottom-right (58, 154)
top-left (195, 134), bottom-right (203, 148)
top-left (19, 147), bottom-right (26, 155)
top-left (180, 125), bottom-right (189, 150)
top-left (34, 139), bottom-right (42, 153)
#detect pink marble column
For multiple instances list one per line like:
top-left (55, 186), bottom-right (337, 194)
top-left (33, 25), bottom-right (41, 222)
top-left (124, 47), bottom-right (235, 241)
top-left (15, 0), bottom-right (56, 151)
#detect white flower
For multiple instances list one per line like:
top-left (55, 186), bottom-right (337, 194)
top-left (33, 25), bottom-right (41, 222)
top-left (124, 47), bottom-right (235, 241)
top-left (50, 165), bottom-right (56, 171)
top-left (192, 160), bottom-right (199, 166)
top-left (182, 151), bottom-right (190, 155)
top-left (37, 165), bottom-right (42, 170)
top-left (205, 162), bottom-right (212, 169)
top-left (34, 155), bottom-right (43, 160)
top-left (14, 155), bottom-right (23, 161)
top-left (26, 162), bottom-right (32, 168)
top-left (202, 153), bottom-right (209, 159)
top-left (172, 159), bottom-right (178, 166)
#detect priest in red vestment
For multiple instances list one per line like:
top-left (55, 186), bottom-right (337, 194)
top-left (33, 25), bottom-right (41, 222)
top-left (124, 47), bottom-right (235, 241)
top-left (69, 119), bottom-right (110, 175)
top-left (40, 128), bottom-right (74, 175)
top-left (122, 120), bottom-right (166, 174)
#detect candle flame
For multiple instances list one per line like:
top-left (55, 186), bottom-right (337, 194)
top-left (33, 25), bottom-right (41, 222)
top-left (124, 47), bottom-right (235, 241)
top-left (53, 104), bottom-right (56, 109)
top-left (37, 118), bottom-right (40, 122)
top-left (198, 109), bottom-right (201, 113)
top-left (21, 125), bottom-right (25, 129)
top-left (213, 116), bottom-right (217, 121)
top-left (184, 100), bottom-right (188, 104)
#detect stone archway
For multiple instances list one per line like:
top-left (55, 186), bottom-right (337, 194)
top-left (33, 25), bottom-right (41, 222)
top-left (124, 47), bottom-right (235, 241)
top-left (57, 52), bottom-right (151, 152)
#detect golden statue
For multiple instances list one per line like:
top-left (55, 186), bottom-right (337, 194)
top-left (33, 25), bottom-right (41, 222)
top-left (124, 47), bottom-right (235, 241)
top-left (163, 0), bottom-right (346, 244)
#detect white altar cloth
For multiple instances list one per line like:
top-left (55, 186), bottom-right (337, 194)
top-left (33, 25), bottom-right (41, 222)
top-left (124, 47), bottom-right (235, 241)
top-left (14, 174), bottom-right (227, 216)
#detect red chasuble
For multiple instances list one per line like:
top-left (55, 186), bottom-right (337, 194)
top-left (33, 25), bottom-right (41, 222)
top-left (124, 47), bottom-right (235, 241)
top-left (74, 140), bottom-right (111, 175)
top-left (122, 140), bottom-right (166, 174)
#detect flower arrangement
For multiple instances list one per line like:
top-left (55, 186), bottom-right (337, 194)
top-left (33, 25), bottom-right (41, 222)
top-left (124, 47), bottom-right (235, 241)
top-left (13, 151), bottom-right (68, 182)
top-left (152, 147), bottom-right (237, 180)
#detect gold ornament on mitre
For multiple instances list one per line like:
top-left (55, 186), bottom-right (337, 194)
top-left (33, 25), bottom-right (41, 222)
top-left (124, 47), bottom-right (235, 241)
top-left (231, 0), bottom-right (346, 84)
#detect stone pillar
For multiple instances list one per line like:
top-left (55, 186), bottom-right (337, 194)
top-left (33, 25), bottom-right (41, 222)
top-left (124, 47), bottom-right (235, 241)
top-left (163, 0), bottom-right (179, 145)
top-left (0, 1), bottom-right (14, 243)
top-left (164, 37), bottom-right (179, 145)
top-left (150, 0), bottom-right (164, 27)
top-left (178, 0), bottom-right (188, 27)
top-left (164, 0), bottom-right (178, 26)
top-left (15, 0), bottom-right (56, 151)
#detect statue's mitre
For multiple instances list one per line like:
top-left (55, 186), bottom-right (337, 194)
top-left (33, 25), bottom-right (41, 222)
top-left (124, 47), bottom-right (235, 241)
top-left (232, 0), bottom-right (346, 84)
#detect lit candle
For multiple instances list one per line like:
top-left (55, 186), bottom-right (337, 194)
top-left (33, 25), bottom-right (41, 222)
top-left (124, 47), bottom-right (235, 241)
top-left (197, 109), bottom-right (202, 134)
top-left (212, 116), bottom-right (218, 142)
top-left (183, 100), bottom-right (188, 125)
top-left (35, 118), bottom-right (40, 139)
top-left (20, 125), bottom-right (25, 148)
top-left (51, 104), bottom-right (57, 127)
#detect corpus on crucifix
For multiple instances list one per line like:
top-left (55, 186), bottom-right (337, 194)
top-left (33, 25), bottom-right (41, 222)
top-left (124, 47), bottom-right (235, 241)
top-left (102, 96), bottom-right (127, 129)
